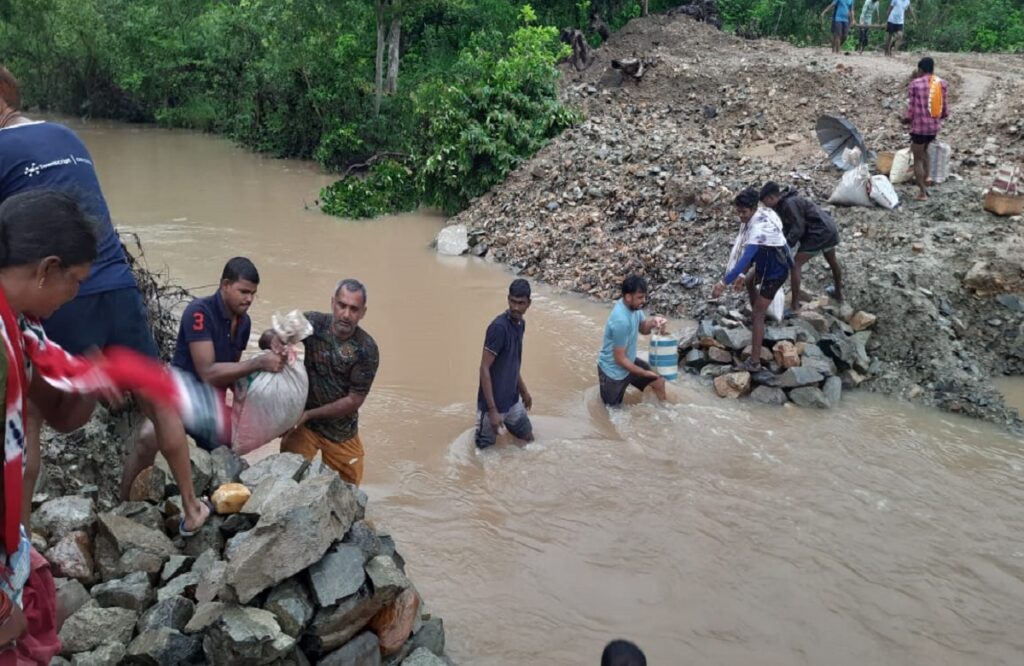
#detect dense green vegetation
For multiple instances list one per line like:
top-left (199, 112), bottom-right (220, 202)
top-left (2, 0), bottom-right (1020, 217)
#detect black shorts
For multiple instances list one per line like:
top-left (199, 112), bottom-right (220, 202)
top-left (910, 133), bottom-right (936, 145)
top-left (857, 27), bottom-right (870, 47)
top-left (43, 287), bottom-right (160, 358)
top-left (886, 21), bottom-right (903, 34)
top-left (756, 275), bottom-right (787, 300)
top-left (598, 359), bottom-right (656, 407)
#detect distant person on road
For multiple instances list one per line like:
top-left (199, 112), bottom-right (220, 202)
top-left (759, 182), bottom-right (843, 310)
top-left (712, 189), bottom-right (792, 373)
top-left (0, 64), bottom-right (211, 535)
top-left (598, 275), bottom-right (667, 407)
top-left (601, 639), bottom-right (647, 666)
top-left (275, 279), bottom-right (378, 486)
top-left (821, 0), bottom-right (855, 53)
top-left (902, 56), bottom-right (949, 200)
top-left (856, 0), bottom-right (880, 52)
top-left (124, 258), bottom-right (286, 511)
top-left (884, 0), bottom-right (914, 56)
top-left (476, 279), bottom-right (534, 449)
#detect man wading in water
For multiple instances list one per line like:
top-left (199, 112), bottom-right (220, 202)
top-left (273, 279), bottom-right (378, 485)
top-left (712, 188), bottom-right (793, 372)
top-left (476, 279), bottom-right (535, 448)
top-left (597, 276), bottom-right (667, 407)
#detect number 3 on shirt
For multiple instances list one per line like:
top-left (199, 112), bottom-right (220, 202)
top-left (192, 312), bottom-right (205, 331)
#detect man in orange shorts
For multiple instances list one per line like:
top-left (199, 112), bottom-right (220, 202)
top-left (273, 279), bottom-right (379, 485)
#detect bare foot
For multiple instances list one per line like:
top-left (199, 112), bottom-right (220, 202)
top-left (181, 498), bottom-right (211, 534)
top-left (914, 193), bottom-right (929, 201)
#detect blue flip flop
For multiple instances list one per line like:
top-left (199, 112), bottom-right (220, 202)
top-left (178, 498), bottom-right (214, 537)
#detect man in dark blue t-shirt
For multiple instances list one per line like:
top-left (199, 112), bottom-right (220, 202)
top-left (476, 279), bottom-right (534, 448)
top-left (0, 66), bottom-right (210, 535)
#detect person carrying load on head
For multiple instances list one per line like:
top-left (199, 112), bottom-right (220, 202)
top-left (711, 188), bottom-right (793, 373)
top-left (759, 181), bottom-right (843, 313)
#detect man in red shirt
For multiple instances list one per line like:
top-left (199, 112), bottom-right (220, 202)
top-left (902, 56), bottom-right (949, 201)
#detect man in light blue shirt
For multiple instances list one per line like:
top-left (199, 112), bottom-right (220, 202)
top-left (597, 275), bottom-right (667, 406)
top-left (821, 0), bottom-right (855, 53)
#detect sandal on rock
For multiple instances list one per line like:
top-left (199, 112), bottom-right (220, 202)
top-left (679, 274), bottom-right (703, 289)
top-left (178, 498), bottom-right (214, 537)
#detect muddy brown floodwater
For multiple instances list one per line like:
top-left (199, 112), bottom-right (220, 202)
top-left (68, 117), bottom-right (1024, 665)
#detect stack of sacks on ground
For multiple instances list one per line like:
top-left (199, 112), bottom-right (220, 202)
top-left (32, 447), bottom-right (449, 666)
top-left (679, 296), bottom-right (878, 408)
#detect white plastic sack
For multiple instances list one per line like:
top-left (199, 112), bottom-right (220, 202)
top-left (828, 164), bottom-right (875, 207)
top-left (889, 148), bottom-right (914, 184)
top-left (868, 175), bottom-right (900, 209)
top-left (928, 142), bottom-right (951, 184)
top-left (767, 287), bottom-right (786, 323)
top-left (231, 311), bottom-right (313, 455)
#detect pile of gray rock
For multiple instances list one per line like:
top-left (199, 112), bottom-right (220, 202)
top-left (680, 296), bottom-right (878, 408)
top-left (34, 447), bottom-right (448, 665)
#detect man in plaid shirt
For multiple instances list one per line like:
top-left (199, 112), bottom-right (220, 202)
top-left (902, 56), bottom-right (948, 201)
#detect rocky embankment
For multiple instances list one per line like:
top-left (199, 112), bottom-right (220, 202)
top-left (35, 447), bottom-right (448, 665)
top-left (446, 12), bottom-right (1024, 428)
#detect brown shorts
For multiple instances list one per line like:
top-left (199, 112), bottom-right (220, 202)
top-left (281, 426), bottom-right (365, 486)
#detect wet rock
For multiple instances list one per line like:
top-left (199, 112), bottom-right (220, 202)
top-left (161, 555), bottom-right (193, 583)
top-left (242, 476), bottom-right (299, 517)
top-left (841, 369), bottom-right (866, 388)
top-left (763, 327), bottom-right (799, 343)
top-left (848, 311), bottom-right (877, 331)
top-left (46, 531), bottom-right (95, 582)
top-left (713, 372), bottom-right (751, 398)
top-left (264, 578), bottom-right (315, 638)
top-left (138, 596), bottom-right (195, 633)
top-left (750, 386), bottom-right (788, 405)
top-left (818, 334), bottom-right (870, 372)
top-left (740, 345), bottom-right (772, 364)
top-left (435, 224), bottom-right (469, 256)
top-left (157, 572), bottom-right (200, 602)
top-left (194, 558), bottom-right (230, 604)
top-left (226, 472), bottom-right (360, 603)
top-left (59, 605), bottom-right (138, 655)
top-left (342, 521), bottom-right (383, 561)
top-left (111, 501), bottom-right (164, 532)
top-left (707, 346), bottom-right (733, 364)
top-left (220, 512), bottom-right (257, 538)
top-left (239, 453), bottom-right (308, 488)
top-left (303, 587), bottom-right (385, 655)
top-left (95, 513), bottom-right (175, 581)
top-left (70, 643), bottom-right (126, 666)
top-left (209, 446), bottom-right (248, 488)
top-left (714, 327), bottom-right (751, 350)
top-left (751, 369), bottom-right (782, 387)
top-left (795, 311), bottom-right (830, 334)
top-left (33, 495), bottom-right (95, 542)
top-left (182, 515), bottom-right (227, 558)
top-left (370, 588), bottom-right (420, 656)
top-left (319, 631), bottom-right (380, 666)
top-left (822, 376), bottom-right (843, 408)
top-left (129, 466), bottom-right (169, 504)
top-left (91, 571), bottom-right (155, 611)
top-left (801, 356), bottom-right (837, 377)
top-left (125, 628), bottom-right (201, 666)
top-left (772, 341), bottom-right (801, 369)
top-left (197, 605), bottom-right (295, 665)
top-left (701, 363), bottom-right (733, 378)
top-left (777, 367), bottom-right (825, 388)
top-left (683, 348), bottom-right (708, 369)
top-left (308, 544), bottom-right (366, 607)
top-left (55, 578), bottom-right (91, 629)
top-left (401, 647), bottom-right (447, 666)
top-left (409, 617), bottom-right (445, 657)
top-left (788, 386), bottom-right (830, 408)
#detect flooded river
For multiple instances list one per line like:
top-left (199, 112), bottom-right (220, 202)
top-left (69, 118), bottom-right (1024, 665)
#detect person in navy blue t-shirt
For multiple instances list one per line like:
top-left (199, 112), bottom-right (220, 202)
top-left (476, 279), bottom-right (535, 448)
top-left (0, 66), bottom-right (211, 535)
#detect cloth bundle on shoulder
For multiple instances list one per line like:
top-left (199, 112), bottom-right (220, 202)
top-left (231, 310), bottom-right (312, 455)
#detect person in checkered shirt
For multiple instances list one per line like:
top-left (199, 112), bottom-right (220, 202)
top-left (901, 56), bottom-right (949, 201)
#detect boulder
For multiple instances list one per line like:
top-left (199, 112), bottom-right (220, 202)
top-left (303, 588), bottom-right (386, 655)
top-left (772, 341), bottom-right (801, 369)
top-left (210, 446), bottom-right (248, 488)
top-left (138, 596), bottom-right (196, 633)
top-left (319, 631), bottom-right (381, 666)
top-left (776, 367), bottom-right (824, 388)
top-left (750, 386), bottom-right (788, 405)
top-left (70, 643), bottom-right (127, 666)
top-left (740, 345), bottom-right (772, 365)
top-left (707, 346), bottom-right (733, 364)
top-left (700, 363), bottom-right (733, 378)
top-left (239, 453), bottom-right (308, 488)
top-left (763, 327), bottom-right (799, 343)
top-left (307, 545), bottom-right (366, 607)
top-left (196, 605), bottom-right (295, 665)
top-left (713, 327), bottom-right (751, 350)
top-left (91, 571), bottom-right (155, 612)
top-left (683, 348), bottom-right (707, 370)
top-left (129, 466), bottom-right (169, 504)
top-left (242, 476), bottom-right (299, 517)
top-left (822, 376), bottom-right (842, 408)
top-left (750, 370), bottom-right (781, 387)
top-left (264, 578), bottom-right (315, 638)
top-left (161, 555), bottom-right (194, 583)
top-left (194, 558), bottom-right (230, 604)
top-left (788, 386), bottom-right (831, 408)
top-left (795, 311), bottom-right (830, 334)
top-left (55, 578), bottom-right (91, 630)
top-left (225, 473), bottom-right (361, 603)
top-left (155, 444), bottom-right (215, 497)
top-left (59, 605), bottom-right (138, 655)
top-left (409, 617), bottom-right (445, 657)
top-left (401, 647), bottom-right (447, 666)
top-left (157, 572), bottom-right (200, 602)
top-left (124, 628), bottom-right (201, 666)
top-left (97, 512), bottom-right (176, 558)
top-left (713, 372), bottom-right (751, 399)
top-left (342, 521), bottom-right (382, 561)
top-left (802, 343), bottom-right (825, 359)
top-left (840, 369), bottom-right (865, 388)
top-left (801, 356), bottom-right (837, 377)
top-left (111, 502), bottom-right (165, 532)
top-left (848, 310), bottom-right (877, 331)
top-left (212, 483), bottom-right (252, 515)
top-left (33, 495), bottom-right (95, 542)
top-left (818, 334), bottom-right (870, 373)
top-left (370, 588), bottom-right (420, 656)
top-left (46, 531), bottom-right (95, 582)
top-left (435, 224), bottom-right (469, 256)
top-left (365, 555), bottom-right (410, 602)
top-left (220, 513), bottom-right (257, 538)
top-left (789, 318), bottom-right (820, 343)
top-left (182, 515), bottom-right (227, 558)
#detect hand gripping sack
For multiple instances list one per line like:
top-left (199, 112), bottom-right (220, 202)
top-left (231, 311), bottom-right (313, 455)
top-left (868, 175), bottom-right (900, 209)
top-left (889, 148), bottom-right (914, 184)
top-left (828, 164), bottom-right (875, 207)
